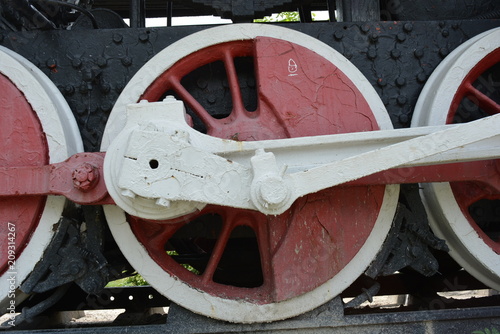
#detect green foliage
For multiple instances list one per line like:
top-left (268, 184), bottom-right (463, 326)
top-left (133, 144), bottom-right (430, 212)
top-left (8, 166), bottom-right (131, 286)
top-left (167, 250), bottom-right (201, 275)
top-left (254, 11), bottom-right (301, 22)
top-left (473, 328), bottom-right (500, 334)
top-left (106, 273), bottom-right (149, 287)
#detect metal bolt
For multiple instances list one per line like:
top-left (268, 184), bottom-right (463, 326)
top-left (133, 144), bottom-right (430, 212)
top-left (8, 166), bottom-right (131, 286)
top-left (333, 30), bottom-right (344, 40)
top-left (369, 32), bottom-right (378, 43)
top-left (376, 77), bottom-right (386, 87)
top-left (46, 58), bottom-right (57, 70)
top-left (391, 49), bottom-right (401, 59)
top-left (416, 72), bottom-right (427, 83)
top-left (97, 57), bottom-right (107, 68)
top-left (367, 49), bottom-right (377, 60)
top-left (399, 113), bottom-right (409, 124)
top-left (64, 84), bottom-right (75, 95)
top-left (72, 58), bottom-right (82, 69)
top-left (72, 163), bottom-right (99, 192)
top-left (403, 23), bottom-right (413, 32)
top-left (414, 49), bottom-right (424, 59)
top-left (113, 33), bottom-right (123, 43)
top-left (396, 33), bottom-right (406, 42)
top-left (100, 81), bottom-right (111, 94)
top-left (121, 56), bottom-right (132, 67)
top-left (101, 102), bottom-right (112, 112)
top-left (439, 47), bottom-right (449, 58)
top-left (397, 95), bottom-right (407, 106)
top-left (395, 77), bottom-right (406, 87)
top-left (139, 32), bottom-right (149, 42)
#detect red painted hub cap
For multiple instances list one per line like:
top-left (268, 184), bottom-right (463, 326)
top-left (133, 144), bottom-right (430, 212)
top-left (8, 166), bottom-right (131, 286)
top-left (0, 73), bottom-right (48, 275)
top-left (448, 48), bottom-right (500, 254)
top-left (129, 37), bottom-right (386, 302)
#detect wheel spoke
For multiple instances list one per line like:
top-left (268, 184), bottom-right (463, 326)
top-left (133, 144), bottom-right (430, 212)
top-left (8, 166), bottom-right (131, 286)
top-left (464, 81), bottom-right (500, 115)
top-left (251, 214), bottom-right (275, 293)
top-left (222, 48), bottom-right (246, 117)
top-left (168, 77), bottom-right (220, 131)
top-left (201, 212), bottom-right (236, 284)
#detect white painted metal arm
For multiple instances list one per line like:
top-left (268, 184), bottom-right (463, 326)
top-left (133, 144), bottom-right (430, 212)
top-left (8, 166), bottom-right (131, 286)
top-left (104, 99), bottom-right (500, 219)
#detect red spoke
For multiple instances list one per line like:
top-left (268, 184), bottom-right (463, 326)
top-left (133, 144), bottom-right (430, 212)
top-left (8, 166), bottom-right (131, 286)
top-left (168, 77), bottom-right (220, 131)
top-left (253, 215), bottom-right (274, 292)
top-left (201, 213), bottom-right (236, 284)
top-left (464, 81), bottom-right (500, 115)
top-left (222, 48), bottom-right (246, 116)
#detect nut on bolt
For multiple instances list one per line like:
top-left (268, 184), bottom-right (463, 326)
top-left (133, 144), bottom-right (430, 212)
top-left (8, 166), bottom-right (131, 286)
top-left (72, 163), bottom-right (99, 192)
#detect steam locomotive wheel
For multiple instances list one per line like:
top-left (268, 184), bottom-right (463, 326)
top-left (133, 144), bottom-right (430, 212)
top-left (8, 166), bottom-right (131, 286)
top-left (412, 28), bottom-right (500, 290)
top-left (102, 24), bottom-right (399, 323)
top-left (0, 47), bottom-right (82, 309)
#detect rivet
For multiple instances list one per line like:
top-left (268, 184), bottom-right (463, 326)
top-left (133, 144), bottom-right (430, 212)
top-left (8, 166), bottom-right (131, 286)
top-left (46, 58), bottom-right (57, 69)
top-left (397, 95), bottom-right (407, 105)
top-left (403, 23), bottom-right (413, 32)
top-left (399, 113), bottom-right (409, 124)
top-left (439, 47), bottom-right (449, 58)
top-left (396, 33), bottom-right (406, 42)
top-left (369, 32), bottom-right (378, 43)
top-left (334, 30), bottom-right (344, 40)
top-left (64, 84), bottom-right (75, 95)
top-left (360, 24), bottom-right (370, 34)
top-left (367, 49), bottom-right (377, 60)
top-left (207, 94), bottom-right (216, 104)
top-left (116, 83), bottom-right (124, 93)
top-left (391, 49), bottom-right (401, 59)
top-left (82, 69), bottom-right (94, 82)
top-left (72, 58), bottom-right (82, 69)
top-left (79, 83), bottom-right (89, 94)
top-left (376, 77), bottom-right (386, 87)
top-left (197, 78), bottom-right (208, 89)
top-left (442, 29), bottom-right (449, 37)
top-left (438, 21), bottom-right (445, 28)
top-left (121, 57), bottom-right (132, 67)
top-left (414, 49), bottom-right (424, 59)
top-left (97, 57), bottom-right (107, 68)
top-left (101, 102), bottom-right (112, 112)
top-left (139, 32), bottom-right (149, 42)
top-left (417, 72), bottom-right (427, 83)
top-left (100, 82), bottom-right (111, 94)
top-left (395, 77), bottom-right (406, 87)
top-left (113, 33), bottom-right (123, 44)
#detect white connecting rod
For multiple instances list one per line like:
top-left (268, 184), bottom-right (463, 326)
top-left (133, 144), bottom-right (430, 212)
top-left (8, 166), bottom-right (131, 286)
top-left (104, 99), bottom-right (500, 219)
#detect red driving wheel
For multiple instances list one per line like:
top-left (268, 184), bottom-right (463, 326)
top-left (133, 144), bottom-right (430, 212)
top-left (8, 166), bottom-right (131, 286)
top-left (103, 24), bottom-right (398, 322)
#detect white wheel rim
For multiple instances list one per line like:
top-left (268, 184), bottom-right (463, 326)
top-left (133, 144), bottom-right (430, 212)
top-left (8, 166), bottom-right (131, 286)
top-left (102, 24), bottom-right (399, 323)
top-left (0, 46), bottom-right (82, 311)
top-left (412, 27), bottom-right (500, 291)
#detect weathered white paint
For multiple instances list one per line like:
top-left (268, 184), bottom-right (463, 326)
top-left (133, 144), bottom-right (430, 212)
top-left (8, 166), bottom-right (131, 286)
top-left (412, 27), bottom-right (500, 291)
top-left (105, 97), bottom-right (500, 218)
top-left (102, 24), bottom-right (399, 323)
top-left (0, 47), bottom-right (83, 312)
